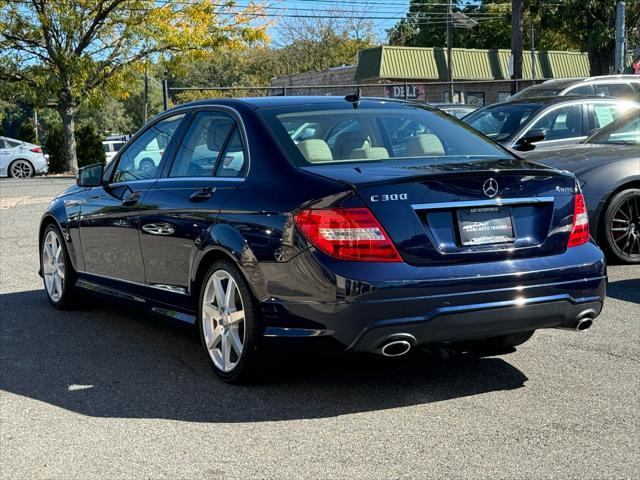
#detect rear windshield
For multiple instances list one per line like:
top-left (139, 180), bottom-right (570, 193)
top-left (259, 102), bottom-right (512, 167)
top-left (509, 88), bottom-right (561, 100)
top-left (464, 103), bottom-right (542, 141)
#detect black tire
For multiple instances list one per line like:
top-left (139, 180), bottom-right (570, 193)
top-left (41, 223), bottom-right (78, 309)
top-left (601, 188), bottom-right (640, 264)
top-left (8, 159), bottom-right (35, 178)
top-left (197, 260), bottom-right (263, 383)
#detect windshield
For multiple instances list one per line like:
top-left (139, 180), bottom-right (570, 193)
top-left (259, 103), bottom-right (513, 166)
top-left (509, 88), bottom-right (561, 100)
top-left (463, 103), bottom-right (542, 142)
top-left (587, 111), bottom-right (640, 145)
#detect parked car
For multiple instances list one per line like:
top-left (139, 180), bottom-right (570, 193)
top-left (429, 103), bottom-right (478, 119)
top-left (102, 134), bottom-right (129, 164)
top-left (463, 96), bottom-right (639, 156)
top-left (510, 75), bottom-right (640, 101)
top-left (527, 109), bottom-right (640, 263)
top-left (39, 97), bottom-right (606, 383)
top-left (0, 136), bottom-right (48, 178)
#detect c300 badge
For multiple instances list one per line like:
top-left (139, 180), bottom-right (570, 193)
top-left (370, 193), bottom-right (408, 202)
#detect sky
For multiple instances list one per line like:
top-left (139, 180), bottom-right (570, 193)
top-left (262, 0), bottom-right (413, 44)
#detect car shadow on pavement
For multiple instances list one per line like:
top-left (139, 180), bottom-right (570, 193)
top-left (607, 278), bottom-right (640, 304)
top-left (1, 289), bottom-right (528, 423)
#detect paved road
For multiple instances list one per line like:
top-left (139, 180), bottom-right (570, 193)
top-left (1, 177), bottom-right (639, 479)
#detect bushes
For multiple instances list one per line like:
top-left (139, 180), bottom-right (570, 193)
top-left (76, 123), bottom-right (105, 167)
top-left (44, 124), bottom-right (65, 173)
top-left (43, 123), bottom-right (105, 173)
top-left (19, 121), bottom-right (37, 144)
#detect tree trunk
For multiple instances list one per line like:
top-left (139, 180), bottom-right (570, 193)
top-left (57, 91), bottom-right (79, 174)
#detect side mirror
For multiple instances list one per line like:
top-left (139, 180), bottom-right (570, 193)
top-left (515, 128), bottom-right (548, 150)
top-left (77, 163), bottom-right (104, 187)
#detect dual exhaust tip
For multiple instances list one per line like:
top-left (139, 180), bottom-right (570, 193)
top-left (379, 315), bottom-right (594, 357)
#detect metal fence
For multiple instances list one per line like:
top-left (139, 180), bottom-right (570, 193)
top-left (162, 78), bottom-right (546, 110)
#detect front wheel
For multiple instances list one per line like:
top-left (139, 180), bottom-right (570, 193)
top-left (41, 224), bottom-right (77, 308)
top-left (602, 188), bottom-right (640, 264)
top-left (197, 260), bottom-right (262, 383)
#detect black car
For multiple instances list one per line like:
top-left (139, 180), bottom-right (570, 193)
top-left (39, 96), bottom-right (606, 383)
top-left (464, 96), bottom-right (639, 156)
top-left (528, 110), bottom-right (640, 263)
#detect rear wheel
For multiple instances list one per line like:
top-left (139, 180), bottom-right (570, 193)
top-left (138, 158), bottom-right (155, 175)
top-left (41, 224), bottom-right (78, 309)
top-left (9, 159), bottom-right (34, 178)
top-left (197, 260), bottom-right (262, 383)
top-left (602, 188), bottom-right (640, 264)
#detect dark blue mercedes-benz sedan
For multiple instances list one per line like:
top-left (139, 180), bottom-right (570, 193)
top-left (39, 96), bottom-right (606, 382)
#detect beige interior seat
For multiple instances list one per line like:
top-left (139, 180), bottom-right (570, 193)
top-left (350, 147), bottom-right (390, 160)
top-left (297, 139), bottom-right (333, 163)
top-left (332, 132), bottom-right (370, 159)
top-left (405, 134), bottom-right (445, 157)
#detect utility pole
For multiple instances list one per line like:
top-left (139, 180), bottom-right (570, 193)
top-left (143, 66), bottom-right (149, 124)
top-left (446, 0), bottom-right (454, 102)
top-left (162, 78), bottom-right (169, 111)
top-left (615, 1), bottom-right (626, 73)
top-left (530, 23), bottom-right (536, 81)
top-left (510, 0), bottom-right (523, 94)
top-left (33, 108), bottom-right (39, 143)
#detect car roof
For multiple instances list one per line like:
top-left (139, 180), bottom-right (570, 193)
top-left (491, 95), bottom-right (621, 106)
top-left (166, 95), bottom-right (428, 112)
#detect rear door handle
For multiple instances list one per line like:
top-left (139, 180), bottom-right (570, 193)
top-left (189, 186), bottom-right (215, 202)
top-left (122, 191), bottom-right (140, 206)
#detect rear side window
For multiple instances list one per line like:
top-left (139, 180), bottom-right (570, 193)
top-left (169, 111), bottom-right (235, 178)
top-left (465, 104), bottom-right (541, 141)
top-left (592, 103), bottom-right (631, 129)
top-left (595, 83), bottom-right (635, 98)
top-left (260, 104), bottom-right (512, 166)
top-left (564, 85), bottom-right (592, 96)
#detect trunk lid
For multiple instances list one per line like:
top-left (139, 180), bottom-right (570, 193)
top-left (302, 158), bottom-right (577, 265)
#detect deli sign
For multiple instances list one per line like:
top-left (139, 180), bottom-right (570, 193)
top-left (385, 84), bottom-right (424, 100)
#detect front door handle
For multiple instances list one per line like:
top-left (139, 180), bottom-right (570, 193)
top-left (122, 191), bottom-right (140, 206)
top-left (189, 186), bottom-right (215, 202)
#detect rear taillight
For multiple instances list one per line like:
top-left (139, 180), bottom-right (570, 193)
top-left (30, 147), bottom-right (42, 153)
top-left (293, 207), bottom-right (402, 262)
top-left (568, 193), bottom-right (590, 247)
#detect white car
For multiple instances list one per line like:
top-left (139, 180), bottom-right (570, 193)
top-left (0, 136), bottom-right (49, 178)
top-left (103, 135), bottom-right (129, 164)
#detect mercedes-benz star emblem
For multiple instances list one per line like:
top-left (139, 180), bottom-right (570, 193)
top-left (483, 178), bottom-right (499, 198)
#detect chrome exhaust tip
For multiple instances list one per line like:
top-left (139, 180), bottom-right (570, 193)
top-left (575, 317), bottom-right (593, 331)
top-left (381, 339), bottom-right (412, 357)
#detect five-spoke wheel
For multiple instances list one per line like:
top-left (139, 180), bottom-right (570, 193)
top-left (43, 229), bottom-right (65, 302)
top-left (198, 260), bottom-right (261, 382)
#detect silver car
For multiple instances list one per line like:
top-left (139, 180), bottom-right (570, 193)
top-left (0, 136), bottom-right (49, 178)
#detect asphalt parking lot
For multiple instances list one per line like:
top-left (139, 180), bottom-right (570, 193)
top-left (1, 176), bottom-right (639, 479)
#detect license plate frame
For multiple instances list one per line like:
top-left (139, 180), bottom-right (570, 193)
top-left (456, 206), bottom-right (515, 246)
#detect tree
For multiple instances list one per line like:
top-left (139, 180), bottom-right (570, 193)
top-left (76, 123), bottom-right (106, 167)
top-left (0, 0), bottom-right (267, 173)
top-left (19, 120), bottom-right (37, 144)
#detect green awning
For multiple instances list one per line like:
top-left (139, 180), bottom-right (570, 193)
top-left (355, 46), bottom-right (590, 81)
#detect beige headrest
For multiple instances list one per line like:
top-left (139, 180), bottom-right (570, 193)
top-left (350, 147), bottom-right (390, 160)
top-left (297, 139), bottom-right (333, 163)
top-left (405, 134), bottom-right (445, 157)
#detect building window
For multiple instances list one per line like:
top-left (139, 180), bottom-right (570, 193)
top-left (466, 92), bottom-right (485, 107)
top-left (498, 92), bottom-right (511, 102)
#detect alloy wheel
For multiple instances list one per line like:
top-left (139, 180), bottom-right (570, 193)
top-left (610, 194), bottom-right (640, 258)
top-left (201, 269), bottom-right (246, 373)
top-left (10, 160), bottom-right (34, 178)
top-left (42, 230), bottom-right (65, 302)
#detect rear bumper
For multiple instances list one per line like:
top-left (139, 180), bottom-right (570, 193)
top-left (259, 242), bottom-right (606, 351)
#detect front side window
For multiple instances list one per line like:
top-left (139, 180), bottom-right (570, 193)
top-left (528, 104), bottom-right (583, 140)
top-left (113, 114), bottom-right (185, 183)
top-left (565, 85), bottom-right (592, 96)
top-left (169, 111), bottom-right (235, 178)
top-left (260, 103), bottom-right (512, 167)
top-left (464, 104), bottom-right (541, 142)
